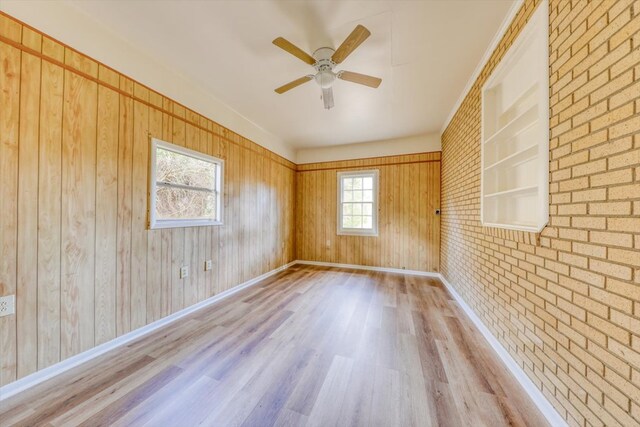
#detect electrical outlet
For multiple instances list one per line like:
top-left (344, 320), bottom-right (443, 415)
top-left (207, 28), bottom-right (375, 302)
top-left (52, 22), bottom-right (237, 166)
top-left (180, 266), bottom-right (189, 279)
top-left (0, 295), bottom-right (15, 317)
top-left (204, 260), bottom-right (212, 271)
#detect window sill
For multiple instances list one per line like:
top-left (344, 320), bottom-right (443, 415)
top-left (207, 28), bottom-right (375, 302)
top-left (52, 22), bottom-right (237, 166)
top-left (337, 230), bottom-right (378, 237)
top-left (149, 219), bottom-right (223, 230)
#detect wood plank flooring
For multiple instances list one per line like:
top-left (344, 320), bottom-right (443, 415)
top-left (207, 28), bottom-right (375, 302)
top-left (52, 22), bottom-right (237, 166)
top-left (0, 265), bottom-right (549, 427)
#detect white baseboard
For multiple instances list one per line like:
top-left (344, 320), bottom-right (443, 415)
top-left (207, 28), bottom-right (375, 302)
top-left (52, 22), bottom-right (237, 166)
top-left (0, 260), bottom-right (297, 401)
top-left (294, 260), bottom-right (440, 278)
top-left (438, 273), bottom-right (568, 427)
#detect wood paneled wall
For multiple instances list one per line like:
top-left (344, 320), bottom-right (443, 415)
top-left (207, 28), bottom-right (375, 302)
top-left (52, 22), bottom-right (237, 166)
top-left (296, 153), bottom-right (441, 272)
top-left (0, 13), bottom-right (296, 386)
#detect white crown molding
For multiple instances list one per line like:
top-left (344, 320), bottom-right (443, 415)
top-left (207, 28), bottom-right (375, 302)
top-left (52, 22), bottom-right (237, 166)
top-left (0, 260), bottom-right (297, 401)
top-left (439, 0), bottom-right (525, 136)
top-left (295, 133), bottom-right (442, 164)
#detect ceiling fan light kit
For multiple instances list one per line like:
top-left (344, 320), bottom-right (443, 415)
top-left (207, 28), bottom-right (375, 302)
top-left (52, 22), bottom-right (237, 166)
top-left (322, 87), bottom-right (335, 110)
top-left (273, 25), bottom-right (382, 110)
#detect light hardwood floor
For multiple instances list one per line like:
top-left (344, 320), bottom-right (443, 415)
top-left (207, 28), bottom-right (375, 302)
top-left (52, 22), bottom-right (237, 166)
top-left (0, 265), bottom-right (548, 426)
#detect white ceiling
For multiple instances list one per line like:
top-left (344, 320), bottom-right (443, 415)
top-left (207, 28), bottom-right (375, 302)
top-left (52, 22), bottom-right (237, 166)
top-left (65, 0), bottom-right (514, 150)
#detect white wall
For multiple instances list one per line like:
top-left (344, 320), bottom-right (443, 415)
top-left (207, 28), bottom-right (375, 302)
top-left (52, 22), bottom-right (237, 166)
top-left (296, 133), bottom-right (441, 164)
top-left (1, 0), bottom-right (296, 161)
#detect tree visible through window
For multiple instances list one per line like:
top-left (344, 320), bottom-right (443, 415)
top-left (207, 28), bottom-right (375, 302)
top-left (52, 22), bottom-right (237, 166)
top-left (337, 170), bottom-right (378, 236)
top-left (149, 138), bottom-right (223, 229)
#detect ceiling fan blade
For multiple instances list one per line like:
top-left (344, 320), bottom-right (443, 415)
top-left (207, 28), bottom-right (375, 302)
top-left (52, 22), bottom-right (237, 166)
top-left (338, 71), bottom-right (382, 88)
top-left (275, 76), bottom-right (313, 94)
top-left (331, 25), bottom-right (371, 64)
top-left (273, 37), bottom-right (316, 65)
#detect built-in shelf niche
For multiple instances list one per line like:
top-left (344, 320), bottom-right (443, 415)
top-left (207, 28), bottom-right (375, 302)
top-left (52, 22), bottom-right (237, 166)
top-left (481, 0), bottom-right (549, 233)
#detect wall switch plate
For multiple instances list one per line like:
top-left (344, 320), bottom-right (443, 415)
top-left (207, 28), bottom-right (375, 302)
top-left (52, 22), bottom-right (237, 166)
top-left (0, 295), bottom-right (15, 317)
top-left (204, 260), bottom-right (212, 271)
top-left (180, 266), bottom-right (189, 279)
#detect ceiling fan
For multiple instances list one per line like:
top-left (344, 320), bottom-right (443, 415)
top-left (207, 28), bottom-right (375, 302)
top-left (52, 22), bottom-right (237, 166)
top-left (273, 25), bottom-right (382, 109)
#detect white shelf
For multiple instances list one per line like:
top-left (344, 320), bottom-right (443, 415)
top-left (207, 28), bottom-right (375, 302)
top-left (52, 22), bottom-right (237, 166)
top-left (480, 1), bottom-right (549, 233)
top-left (484, 143), bottom-right (537, 171)
top-left (484, 105), bottom-right (538, 146)
top-left (497, 84), bottom-right (538, 127)
top-left (482, 222), bottom-right (539, 232)
top-left (484, 185), bottom-right (537, 199)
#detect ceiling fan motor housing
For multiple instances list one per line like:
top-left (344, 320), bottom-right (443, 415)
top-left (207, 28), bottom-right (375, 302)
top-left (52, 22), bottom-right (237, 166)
top-left (312, 47), bottom-right (335, 63)
top-left (312, 47), bottom-right (338, 89)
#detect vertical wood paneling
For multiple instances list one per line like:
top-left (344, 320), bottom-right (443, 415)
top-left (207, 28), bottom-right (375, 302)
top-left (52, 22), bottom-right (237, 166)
top-left (316, 170), bottom-right (323, 264)
top-left (94, 84), bottom-right (119, 346)
top-left (271, 159), bottom-right (277, 270)
top-left (130, 98), bottom-right (148, 330)
top-left (238, 144), bottom-right (247, 282)
top-left (231, 139), bottom-right (239, 291)
top-left (259, 154), bottom-right (267, 274)
top-left (252, 150), bottom-right (259, 276)
top-left (0, 41), bottom-right (21, 386)
top-left (295, 169), bottom-right (304, 264)
top-left (296, 154), bottom-right (441, 272)
top-left (116, 85), bottom-right (133, 336)
top-left (16, 52), bottom-right (41, 377)
top-left (146, 101), bottom-right (163, 323)
top-left (249, 151), bottom-right (256, 278)
top-left (37, 59), bottom-right (63, 370)
top-left (428, 163), bottom-right (440, 272)
top-left (418, 164), bottom-right (427, 271)
top-left (233, 140), bottom-right (242, 286)
top-left (60, 70), bottom-right (97, 358)
top-left (0, 14), bottom-right (297, 386)
top-left (391, 164), bottom-right (400, 268)
top-left (220, 139), bottom-right (232, 292)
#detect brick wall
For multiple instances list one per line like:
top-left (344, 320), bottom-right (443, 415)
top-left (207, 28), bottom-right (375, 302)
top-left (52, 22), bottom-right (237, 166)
top-left (440, 1), bottom-right (640, 426)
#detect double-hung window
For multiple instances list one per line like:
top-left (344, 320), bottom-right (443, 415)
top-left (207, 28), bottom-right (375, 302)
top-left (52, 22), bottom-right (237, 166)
top-left (149, 138), bottom-right (223, 229)
top-left (337, 170), bottom-right (378, 236)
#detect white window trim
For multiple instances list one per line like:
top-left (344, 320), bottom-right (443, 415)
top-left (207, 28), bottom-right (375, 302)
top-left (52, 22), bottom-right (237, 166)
top-left (149, 137), bottom-right (224, 229)
top-left (336, 169), bottom-right (379, 237)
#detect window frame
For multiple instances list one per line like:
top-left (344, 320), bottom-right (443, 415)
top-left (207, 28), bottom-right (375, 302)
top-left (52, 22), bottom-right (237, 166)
top-left (336, 169), bottom-right (379, 237)
top-left (148, 137), bottom-right (224, 230)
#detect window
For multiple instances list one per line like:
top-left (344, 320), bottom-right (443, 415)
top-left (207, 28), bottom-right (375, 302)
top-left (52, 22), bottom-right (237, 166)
top-left (337, 170), bottom-right (378, 236)
top-left (149, 138), bottom-right (223, 229)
